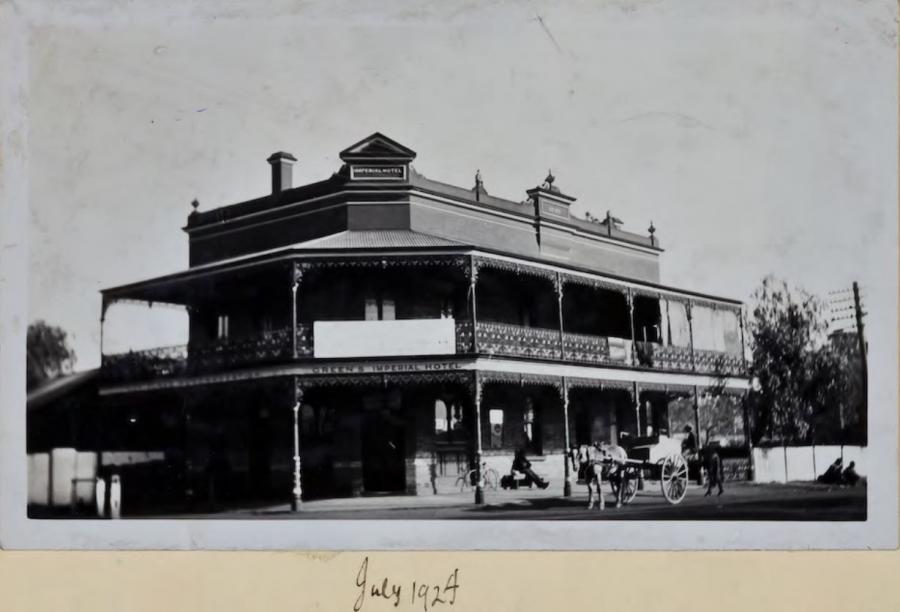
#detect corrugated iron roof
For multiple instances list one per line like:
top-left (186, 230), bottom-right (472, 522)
top-left (296, 230), bottom-right (466, 250)
top-left (27, 369), bottom-right (100, 411)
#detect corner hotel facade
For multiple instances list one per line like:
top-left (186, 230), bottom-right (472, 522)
top-left (99, 133), bottom-right (750, 507)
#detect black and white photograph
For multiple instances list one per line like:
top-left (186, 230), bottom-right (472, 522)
top-left (0, 0), bottom-right (896, 549)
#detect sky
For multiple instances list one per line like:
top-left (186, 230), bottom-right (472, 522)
top-left (25, 0), bottom-right (897, 370)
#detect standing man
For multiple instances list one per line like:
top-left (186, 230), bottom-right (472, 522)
top-left (704, 442), bottom-right (725, 497)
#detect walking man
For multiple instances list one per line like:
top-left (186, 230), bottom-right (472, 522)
top-left (704, 443), bottom-right (725, 497)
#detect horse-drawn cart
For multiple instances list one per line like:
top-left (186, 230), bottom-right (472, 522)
top-left (579, 434), bottom-right (691, 506)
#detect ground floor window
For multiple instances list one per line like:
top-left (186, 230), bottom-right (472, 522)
top-left (434, 399), bottom-right (466, 444)
top-left (300, 403), bottom-right (335, 440)
top-left (523, 398), bottom-right (538, 452)
top-left (489, 409), bottom-right (504, 448)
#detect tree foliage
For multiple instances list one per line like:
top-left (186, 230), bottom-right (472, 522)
top-left (747, 277), bottom-right (859, 445)
top-left (26, 320), bottom-right (76, 390)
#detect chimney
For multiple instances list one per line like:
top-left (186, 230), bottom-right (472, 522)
top-left (267, 151), bottom-right (297, 194)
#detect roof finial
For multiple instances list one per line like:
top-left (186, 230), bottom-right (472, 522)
top-left (541, 169), bottom-right (560, 193)
top-left (473, 169), bottom-right (487, 201)
top-left (190, 198), bottom-right (200, 211)
top-left (603, 210), bottom-right (624, 236)
top-left (648, 221), bottom-right (657, 246)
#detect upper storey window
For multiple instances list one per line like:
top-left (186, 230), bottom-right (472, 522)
top-left (365, 295), bottom-right (396, 321)
top-left (692, 305), bottom-right (741, 354)
top-left (216, 315), bottom-right (230, 340)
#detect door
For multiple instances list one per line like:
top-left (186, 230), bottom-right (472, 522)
top-left (362, 407), bottom-right (406, 492)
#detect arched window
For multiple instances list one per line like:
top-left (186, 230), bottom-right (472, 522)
top-left (435, 398), bottom-right (466, 444)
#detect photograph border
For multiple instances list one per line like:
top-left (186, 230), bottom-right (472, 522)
top-left (1, 1), bottom-right (896, 551)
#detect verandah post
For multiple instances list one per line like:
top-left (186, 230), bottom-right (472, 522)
top-left (634, 381), bottom-right (645, 490)
top-left (687, 301), bottom-right (696, 372)
top-left (742, 389), bottom-right (755, 481)
top-left (473, 371), bottom-right (484, 505)
top-left (468, 256), bottom-right (479, 353)
top-left (633, 380), bottom-right (642, 436)
top-left (291, 263), bottom-right (302, 359)
top-left (626, 288), bottom-right (637, 366)
top-left (692, 385), bottom-right (703, 485)
top-left (561, 377), bottom-right (572, 497)
top-left (291, 379), bottom-right (303, 511)
top-left (555, 272), bottom-right (565, 360)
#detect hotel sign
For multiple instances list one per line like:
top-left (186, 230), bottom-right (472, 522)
top-left (350, 165), bottom-right (407, 181)
top-left (310, 361), bottom-right (463, 375)
top-left (539, 201), bottom-right (569, 220)
top-left (313, 318), bottom-right (456, 358)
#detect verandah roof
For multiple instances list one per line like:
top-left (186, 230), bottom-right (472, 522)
top-left (100, 229), bottom-right (742, 308)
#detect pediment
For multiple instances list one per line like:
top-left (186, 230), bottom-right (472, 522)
top-left (339, 132), bottom-right (417, 163)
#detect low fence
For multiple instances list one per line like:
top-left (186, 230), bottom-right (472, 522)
top-left (28, 448), bottom-right (166, 510)
top-left (752, 445), bottom-right (867, 483)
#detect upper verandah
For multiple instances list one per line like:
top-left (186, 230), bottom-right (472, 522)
top-left (182, 133), bottom-right (663, 276)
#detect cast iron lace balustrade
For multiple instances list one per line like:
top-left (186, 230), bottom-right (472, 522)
top-left (561, 331), bottom-right (612, 364)
top-left (455, 320), bottom-right (474, 353)
top-left (458, 321), bottom-right (563, 360)
top-left (102, 328), bottom-right (294, 383)
top-left (295, 323), bottom-right (314, 357)
top-left (455, 321), bottom-right (613, 364)
top-left (101, 344), bottom-right (189, 383)
top-left (635, 341), bottom-right (693, 371)
top-left (189, 327), bottom-right (293, 370)
top-left (635, 341), bottom-right (745, 375)
top-left (692, 348), bottom-right (745, 376)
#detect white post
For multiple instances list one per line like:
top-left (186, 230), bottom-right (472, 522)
top-left (562, 379), bottom-right (572, 497)
top-left (292, 385), bottom-right (303, 511)
top-left (291, 264), bottom-right (302, 358)
top-left (109, 474), bottom-right (122, 519)
top-left (474, 373), bottom-right (484, 505)
top-left (783, 445), bottom-right (788, 483)
top-left (95, 476), bottom-right (106, 518)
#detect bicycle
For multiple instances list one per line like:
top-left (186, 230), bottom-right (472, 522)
top-left (455, 462), bottom-right (500, 492)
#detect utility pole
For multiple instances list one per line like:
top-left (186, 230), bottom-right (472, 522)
top-left (828, 283), bottom-right (868, 443)
top-left (852, 282), bottom-right (868, 436)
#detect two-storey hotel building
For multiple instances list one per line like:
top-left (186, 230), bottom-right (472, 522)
top-left (99, 133), bottom-right (750, 508)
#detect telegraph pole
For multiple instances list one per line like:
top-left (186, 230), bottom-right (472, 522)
top-left (829, 282), bottom-right (868, 444)
top-left (852, 282), bottom-right (868, 429)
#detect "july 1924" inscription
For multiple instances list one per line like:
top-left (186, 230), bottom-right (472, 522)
top-left (353, 556), bottom-right (459, 612)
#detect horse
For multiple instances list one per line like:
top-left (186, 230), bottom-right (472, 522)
top-left (574, 443), bottom-right (630, 510)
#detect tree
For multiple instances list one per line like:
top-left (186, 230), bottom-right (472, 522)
top-left (810, 333), bottom-right (864, 444)
top-left (699, 366), bottom-right (744, 447)
top-left (747, 277), bottom-right (827, 444)
top-left (26, 320), bottom-right (76, 390)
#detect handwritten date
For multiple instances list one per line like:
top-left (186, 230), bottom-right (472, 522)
top-left (354, 557), bottom-right (459, 611)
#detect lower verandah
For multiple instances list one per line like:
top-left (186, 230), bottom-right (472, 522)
top-left (98, 377), bottom-right (746, 510)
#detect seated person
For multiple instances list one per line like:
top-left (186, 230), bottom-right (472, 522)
top-left (841, 461), bottom-right (860, 487)
top-left (511, 448), bottom-right (549, 489)
top-left (817, 458), bottom-right (843, 484)
top-left (680, 425), bottom-right (696, 453)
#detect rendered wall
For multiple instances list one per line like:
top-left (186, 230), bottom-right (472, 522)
top-left (752, 446), bottom-right (867, 483)
top-left (409, 195), bottom-right (661, 282)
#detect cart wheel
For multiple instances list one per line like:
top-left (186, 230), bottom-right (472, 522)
top-left (660, 454), bottom-right (688, 505)
top-left (608, 469), bottom-right (639, 505)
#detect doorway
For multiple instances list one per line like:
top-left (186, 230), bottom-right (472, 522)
top-left (361, 400), bottom-right (407, 493)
